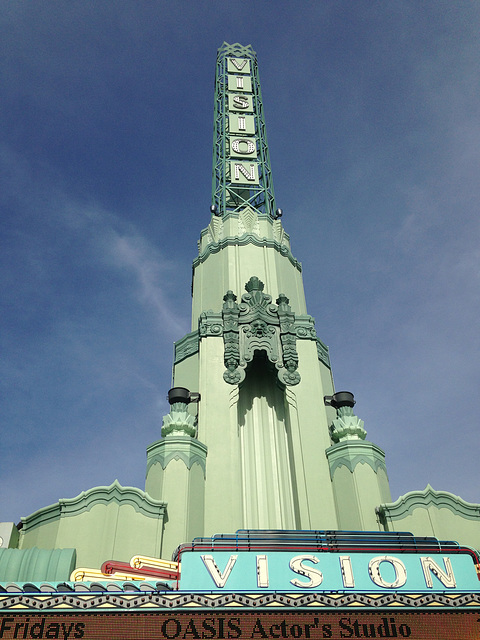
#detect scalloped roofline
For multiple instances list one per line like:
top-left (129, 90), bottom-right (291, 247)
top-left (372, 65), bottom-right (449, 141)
top-left (378, 484), bottom-right (480, 521)
top-left (21, 480), bottom-right (166, 532)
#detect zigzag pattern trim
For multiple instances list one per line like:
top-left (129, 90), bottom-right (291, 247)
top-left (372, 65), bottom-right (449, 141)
top-left (147, 451), bottom-right (207, 476)
top-left (0, 590), bottom-right (479, 610)
top-left (328, 455), bottom-right (388, 478)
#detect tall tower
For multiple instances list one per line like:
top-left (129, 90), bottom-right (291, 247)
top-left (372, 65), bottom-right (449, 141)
top-left (146, 43), bottom-right (390, 557)
top-left (9, 44), bottom-right (478, 584)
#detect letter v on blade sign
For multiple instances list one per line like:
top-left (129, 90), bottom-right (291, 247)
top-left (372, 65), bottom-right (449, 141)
top-left (201, 554), bottom-right (238, 588)
top-left (229, 58), bottom-right (248, 71)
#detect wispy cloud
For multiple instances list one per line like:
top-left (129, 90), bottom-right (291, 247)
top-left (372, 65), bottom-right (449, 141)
top-left (108, 231), bottom-right (188, 337)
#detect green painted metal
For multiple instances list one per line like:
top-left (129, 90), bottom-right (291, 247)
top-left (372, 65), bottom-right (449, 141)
top-left (212, 43), bottom-right (276, 218)
top-left (0, 547), bottom-right (76, 582)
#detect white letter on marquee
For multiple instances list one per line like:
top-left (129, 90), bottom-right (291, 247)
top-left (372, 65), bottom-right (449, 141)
top-left (201, 554), bottom-right (238, 588)
top-left (339, 555), bottom-right (355, 588)
top-left (237, 116), bottom-right (246, 131)
top-left (368, 556), bottom-right (407, 588)
top-left (256, 555), bottom-right (269, 588)
top-left (289, 555), bottom-right (324, 588)
top-left (234, 163), bottom-right (256, 182)
top-left (236, 76), bottom-right (244, 89)
top-left (420, 556), bottom-right (456, 588)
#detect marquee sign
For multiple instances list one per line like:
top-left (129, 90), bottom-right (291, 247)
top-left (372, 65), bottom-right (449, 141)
top-left (1, 611), bottom-right (480, 640)
top-left (179, 550), bottom-right (479, 593)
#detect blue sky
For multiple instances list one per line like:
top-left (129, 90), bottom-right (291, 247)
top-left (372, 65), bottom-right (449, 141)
top-left (2, 1), bottom-right (479, 524)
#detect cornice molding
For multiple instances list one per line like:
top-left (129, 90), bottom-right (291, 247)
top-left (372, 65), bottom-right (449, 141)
top-left (174, 331), bottom-right (199, 364)
top-left (146, 437), bottom-right (208, 476)
top-left (326, 440), bottom-right (388, 477)
top-left (378, 485), bottom-right (480, 521)
top-left (192, 234), bottom-right (302, 272)
top-left (21, 481), bottom-right (166, 532)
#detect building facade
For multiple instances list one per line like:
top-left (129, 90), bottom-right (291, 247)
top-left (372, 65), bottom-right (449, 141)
top-left (1, 43), bottom-right (479, 584)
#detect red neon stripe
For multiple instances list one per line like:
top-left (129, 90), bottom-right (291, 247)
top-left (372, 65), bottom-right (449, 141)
top-left (100, 560), bottom-right (180, 580)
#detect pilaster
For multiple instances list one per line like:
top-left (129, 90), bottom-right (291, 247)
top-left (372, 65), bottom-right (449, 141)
top-left (145, 391), bottom-right (207, 558)
top-left (325, 393), bottom-right (391, 530)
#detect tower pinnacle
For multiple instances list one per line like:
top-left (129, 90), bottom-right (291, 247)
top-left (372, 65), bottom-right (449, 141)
top-left (212, 43), bottom-right (276, 218)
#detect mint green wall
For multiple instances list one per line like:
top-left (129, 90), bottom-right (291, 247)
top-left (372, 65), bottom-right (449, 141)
top-left (177, 200), bottom-right (342, 535)
top-left (237, 363), bottom-right (298, 529)
top-left (0, 522), bottom-right (19, 549)
top-left (326, 401), bottom-right (391, 532)
top-left (379, 486), bottom-right (480, 552)
top-left (173, 328), bottom-right (339, 534)
top-left (327, 449), bottom-right (391, 530)
top-left (319, 358), bottom-right (335, 401)
top-left (145, 436), bottom-right (207, 558)
top-left (19, 481), bottom-right (166, 570)
top-left (172, 351), bottom-right (199, 396)
top-left (191, 214), bottom-right (307, 329)
top-left (287, 340), bottom-right (338, 529)
top-left (197, 336), bottom-right (244, 537)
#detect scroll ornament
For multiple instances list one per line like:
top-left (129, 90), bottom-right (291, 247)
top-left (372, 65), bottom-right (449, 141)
top-left (220, 276), bottom-right (301, 386)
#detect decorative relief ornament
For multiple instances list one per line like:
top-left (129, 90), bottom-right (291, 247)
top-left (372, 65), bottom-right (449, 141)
top-left (219, 276), bottom-right (301, 386)
top-left (238, 206), bottom-right (260, 235)
top-left (161, 405), bottom-right (197, 437)
top-left (199, 311), bottom-right (223, 337)
top-left (221, 290), bottom-right (246, 384)
top-left (330, 404), bottom-right (367, 443)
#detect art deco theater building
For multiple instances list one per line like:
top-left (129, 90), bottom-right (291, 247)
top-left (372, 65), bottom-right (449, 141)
top-left (0, 43), bottom-right (479, 639)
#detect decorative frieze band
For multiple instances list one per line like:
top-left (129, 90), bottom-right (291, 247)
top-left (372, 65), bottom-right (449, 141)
top-left (192, 234), bottom-right (302, 272)
top-left (0, 589), bottom-right (478, 610)
top-left (146, 438), bottom-right (207, 477)
top-left (326, 441), bottom-right (388, 479)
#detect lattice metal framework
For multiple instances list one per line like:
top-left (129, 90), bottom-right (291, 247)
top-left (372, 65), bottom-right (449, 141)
top-left (212, 43), bottom-right (276, 218)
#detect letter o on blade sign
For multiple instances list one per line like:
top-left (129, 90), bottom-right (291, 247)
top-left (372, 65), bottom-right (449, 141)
top-left (231, 139), bottom-right (256, 155)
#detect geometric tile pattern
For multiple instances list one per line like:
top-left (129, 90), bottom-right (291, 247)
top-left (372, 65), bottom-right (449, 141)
top-left (1, 589), bottom-right (480, 611)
